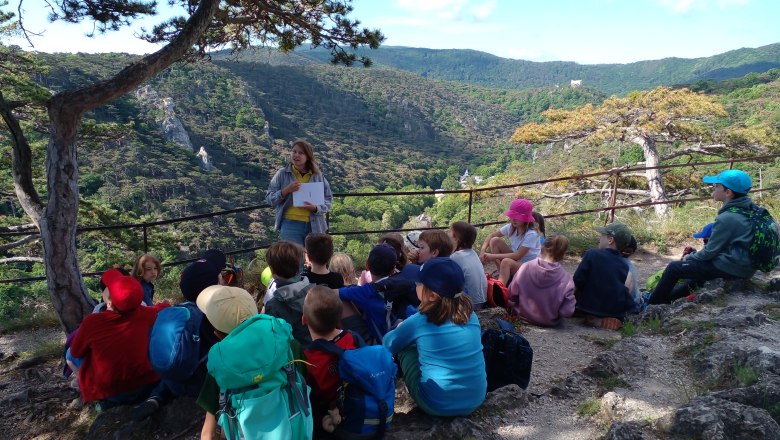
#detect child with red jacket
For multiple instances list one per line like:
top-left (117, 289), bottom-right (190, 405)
top-left (70, 269), bottom-right (168, 406)
top-left (302, 286), bottom-right (359, 435)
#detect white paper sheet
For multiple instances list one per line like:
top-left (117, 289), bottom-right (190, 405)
top-left (293, 182), bottom-right (325, 207)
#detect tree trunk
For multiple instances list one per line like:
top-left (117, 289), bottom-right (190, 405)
top-left (633, 136), bottom-right (670, 217)
top-left (42, 100), bottom-right (95, 332)
top-left (9, 0), bottom-right (221, 332)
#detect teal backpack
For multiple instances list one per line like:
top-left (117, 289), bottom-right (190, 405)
top-left (207, 314), bottom-right (313, 440)
top-left (727, 204), bottom-right (780, 273)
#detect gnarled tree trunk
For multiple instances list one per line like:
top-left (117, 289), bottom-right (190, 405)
top-left (5, 0), bottom-right (221, 332)
top-left (632, 135), bottom-right (670, 217)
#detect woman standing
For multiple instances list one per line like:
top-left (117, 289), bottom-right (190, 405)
top-left (265, 140), bottom-right (333, 245)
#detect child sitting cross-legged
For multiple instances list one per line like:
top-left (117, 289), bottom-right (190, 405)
top-left (69, 269), bottom-right (169, 409)
top-left (480, 198), bottom-right (542, 286)
top-left (302, 286), bottom-right (359, 436)
top-left (508, 235), bottom-right (575, 326)
top-left (573, 223), bottom-right (638, 330)
top-left (383, 257), bottom-right (487, 416)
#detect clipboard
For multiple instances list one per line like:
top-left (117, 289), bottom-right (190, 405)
top-left (293, 182), bottom-right (325, 207)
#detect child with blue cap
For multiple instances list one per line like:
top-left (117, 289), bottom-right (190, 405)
top-left (648, 169), bottom-right (756, 304)
top-left (382, 257), bottom-right (486, 416)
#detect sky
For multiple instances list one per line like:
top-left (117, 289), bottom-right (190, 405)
top-left (3, 0), bottom-right (780, 64)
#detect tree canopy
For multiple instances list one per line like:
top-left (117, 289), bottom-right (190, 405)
top-left (1, 0), bottom-right (384, 332)
top-left (510, 87), bottom-right (746, 216)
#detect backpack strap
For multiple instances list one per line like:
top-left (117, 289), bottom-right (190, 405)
top-left (375, 284), bottom-right (394, 338)
top-left (283, 363), bottom-right (311, 418)
top-left (307, 339), bottom-right (346, 357)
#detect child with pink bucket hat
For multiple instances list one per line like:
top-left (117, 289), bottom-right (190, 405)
top-left (480, 198), bottom-right (542, 286)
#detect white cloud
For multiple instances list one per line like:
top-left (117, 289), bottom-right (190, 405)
top-left (469, 0), bottom-right (497, 20)
top-left (657, 0), bottom-right (750, 13)
top-left (395, 0), bottom-right (496, 22)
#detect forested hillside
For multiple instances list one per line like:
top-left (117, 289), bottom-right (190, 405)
top-left (220, 43), bottom-right (780, 95)
top-left (2, 46), bottom-right (780, 326)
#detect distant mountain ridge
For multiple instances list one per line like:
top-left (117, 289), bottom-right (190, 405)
top-left (215, 43), bottom-right (780, 95)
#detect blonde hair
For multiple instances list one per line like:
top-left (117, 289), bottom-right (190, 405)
top-left (417, 285), bottom-right (472, 325)
top-left (132, 254), bottom-right (161, 280)
top-left (329, 252), bottom-right (355, 286)
top-left (291, 139), bottom-right (321, 175)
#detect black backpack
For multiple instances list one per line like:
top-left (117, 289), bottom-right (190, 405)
top-left (482, 318), bottom-right (533, 392)
top-left (727, 204), bottom-right (780, 273)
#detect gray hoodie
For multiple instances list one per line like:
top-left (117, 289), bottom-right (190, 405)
top-left (264, 275), bottom-right (314, 345)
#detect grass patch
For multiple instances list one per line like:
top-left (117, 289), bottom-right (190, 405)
top-left (620, 320), bottom-right (637, 337)
top-left (598, 376), bottom-right (630, 392)
top-left (733, 361), bottom-right (760, 386)
top-left (759, 304), bottom-right (780, 320)
top-left (20, 339), bottom-right (64, 360)
top-left (0, 308), bottom-right (60, 333)
top-left (577, 398), bottom-right (601, 417)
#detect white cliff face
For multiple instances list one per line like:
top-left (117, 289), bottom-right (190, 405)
top-left (135, 85), bottom-right (195, 153)
top-left (196, 146), bottom-right (214, 171)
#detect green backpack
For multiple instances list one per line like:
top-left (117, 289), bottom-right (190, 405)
top-left (727, 204), bottom-right (780, 273)
top-left (207, 314), bottom-right (313, 440)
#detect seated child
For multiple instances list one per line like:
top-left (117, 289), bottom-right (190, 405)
top-left (303, 233), bottom-right (345, 289)
top-left (448, 222), bottom-right (487, 310)
top-left (480, 198), bottom-right (541, 285)
top-left (69, 269), bottom-right (169, 407)
top-left (132, 253), bottom-right (161, 306)
top-left (533, 211), bottom-right (546, 245)
top-left (263, 240), bottom-right (315, 345)
top-left (358, 233), bottom-right (408, 285)
top-left (339, 244), bottom-right (419, 343)
top-left (302, 286), bottom-right (359, 435)
top-left (400, 229), bottom-right (454, 280)
top-left (573, 223), bottom-right (637, 330)
top-left (329, 252), bottom-right (356, 286)
top-left (194, 285), bottom-right (259, 440)
top-left (134, 250), bottom-right (226, 420)
top-left (508, 235), bottom-right (575, 326)
top-left (383, 258), bottom-right (487, 416)
top-left (649, 169), bottom-right (759, 304)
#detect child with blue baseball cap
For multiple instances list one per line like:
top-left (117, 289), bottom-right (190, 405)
top-left (648, 169), bottom-right (757, 304)
top-left (382, 257), bottom-right (487, 416)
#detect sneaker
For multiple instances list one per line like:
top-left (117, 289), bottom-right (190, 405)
top-left (600, 317), bottom-right (622, 331)
top-left (132, 398), bottom-right (160, 422)
top-left (686, 293), bottom-right (697, 301)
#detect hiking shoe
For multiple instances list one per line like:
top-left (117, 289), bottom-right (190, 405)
top-left (132, 398), bottom-right (160, 422)
top-left (600, 317), bottom-right (622, 331)
top-left (686, 293), bottom-right (697, 301)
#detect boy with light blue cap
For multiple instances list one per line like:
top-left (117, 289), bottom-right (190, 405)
top-left (649, 169), bottom-right (756, 304)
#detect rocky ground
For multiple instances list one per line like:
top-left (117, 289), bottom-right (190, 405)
top-left (1, 246), bottom-right (779, 439)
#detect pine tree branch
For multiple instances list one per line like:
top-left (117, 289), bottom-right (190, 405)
top-left (0, 235), bottom-right (39, 252)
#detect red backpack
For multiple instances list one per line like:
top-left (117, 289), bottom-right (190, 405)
top-left (486, 273), bottom-right (511, 314)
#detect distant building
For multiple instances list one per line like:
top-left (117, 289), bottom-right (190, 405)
top-left (570, 79), bottom-right (582, 88)
top-left (459, 169), bottom-right (484, 187)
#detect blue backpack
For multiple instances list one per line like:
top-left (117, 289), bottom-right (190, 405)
top-left (148, 302), bottom-right (205, 380)
top-left (309, 340), bottom-right (396, 439)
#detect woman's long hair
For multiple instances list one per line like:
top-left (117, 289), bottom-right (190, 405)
top-left (291, 139), bottom-right (321, 175)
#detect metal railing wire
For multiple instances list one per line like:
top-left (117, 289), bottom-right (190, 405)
top-left (2, 153), bottom-right (778, 284)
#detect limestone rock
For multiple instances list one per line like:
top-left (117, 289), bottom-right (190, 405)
top-left (671, 395), bottom-right (780, 439)
top-left (713, 305), bottom-right (767, 328)
top-left (604, 421), bottom-right (654, 440)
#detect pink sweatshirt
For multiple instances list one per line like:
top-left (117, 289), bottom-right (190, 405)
top-left (508, 258), bottom-right (576, 326)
